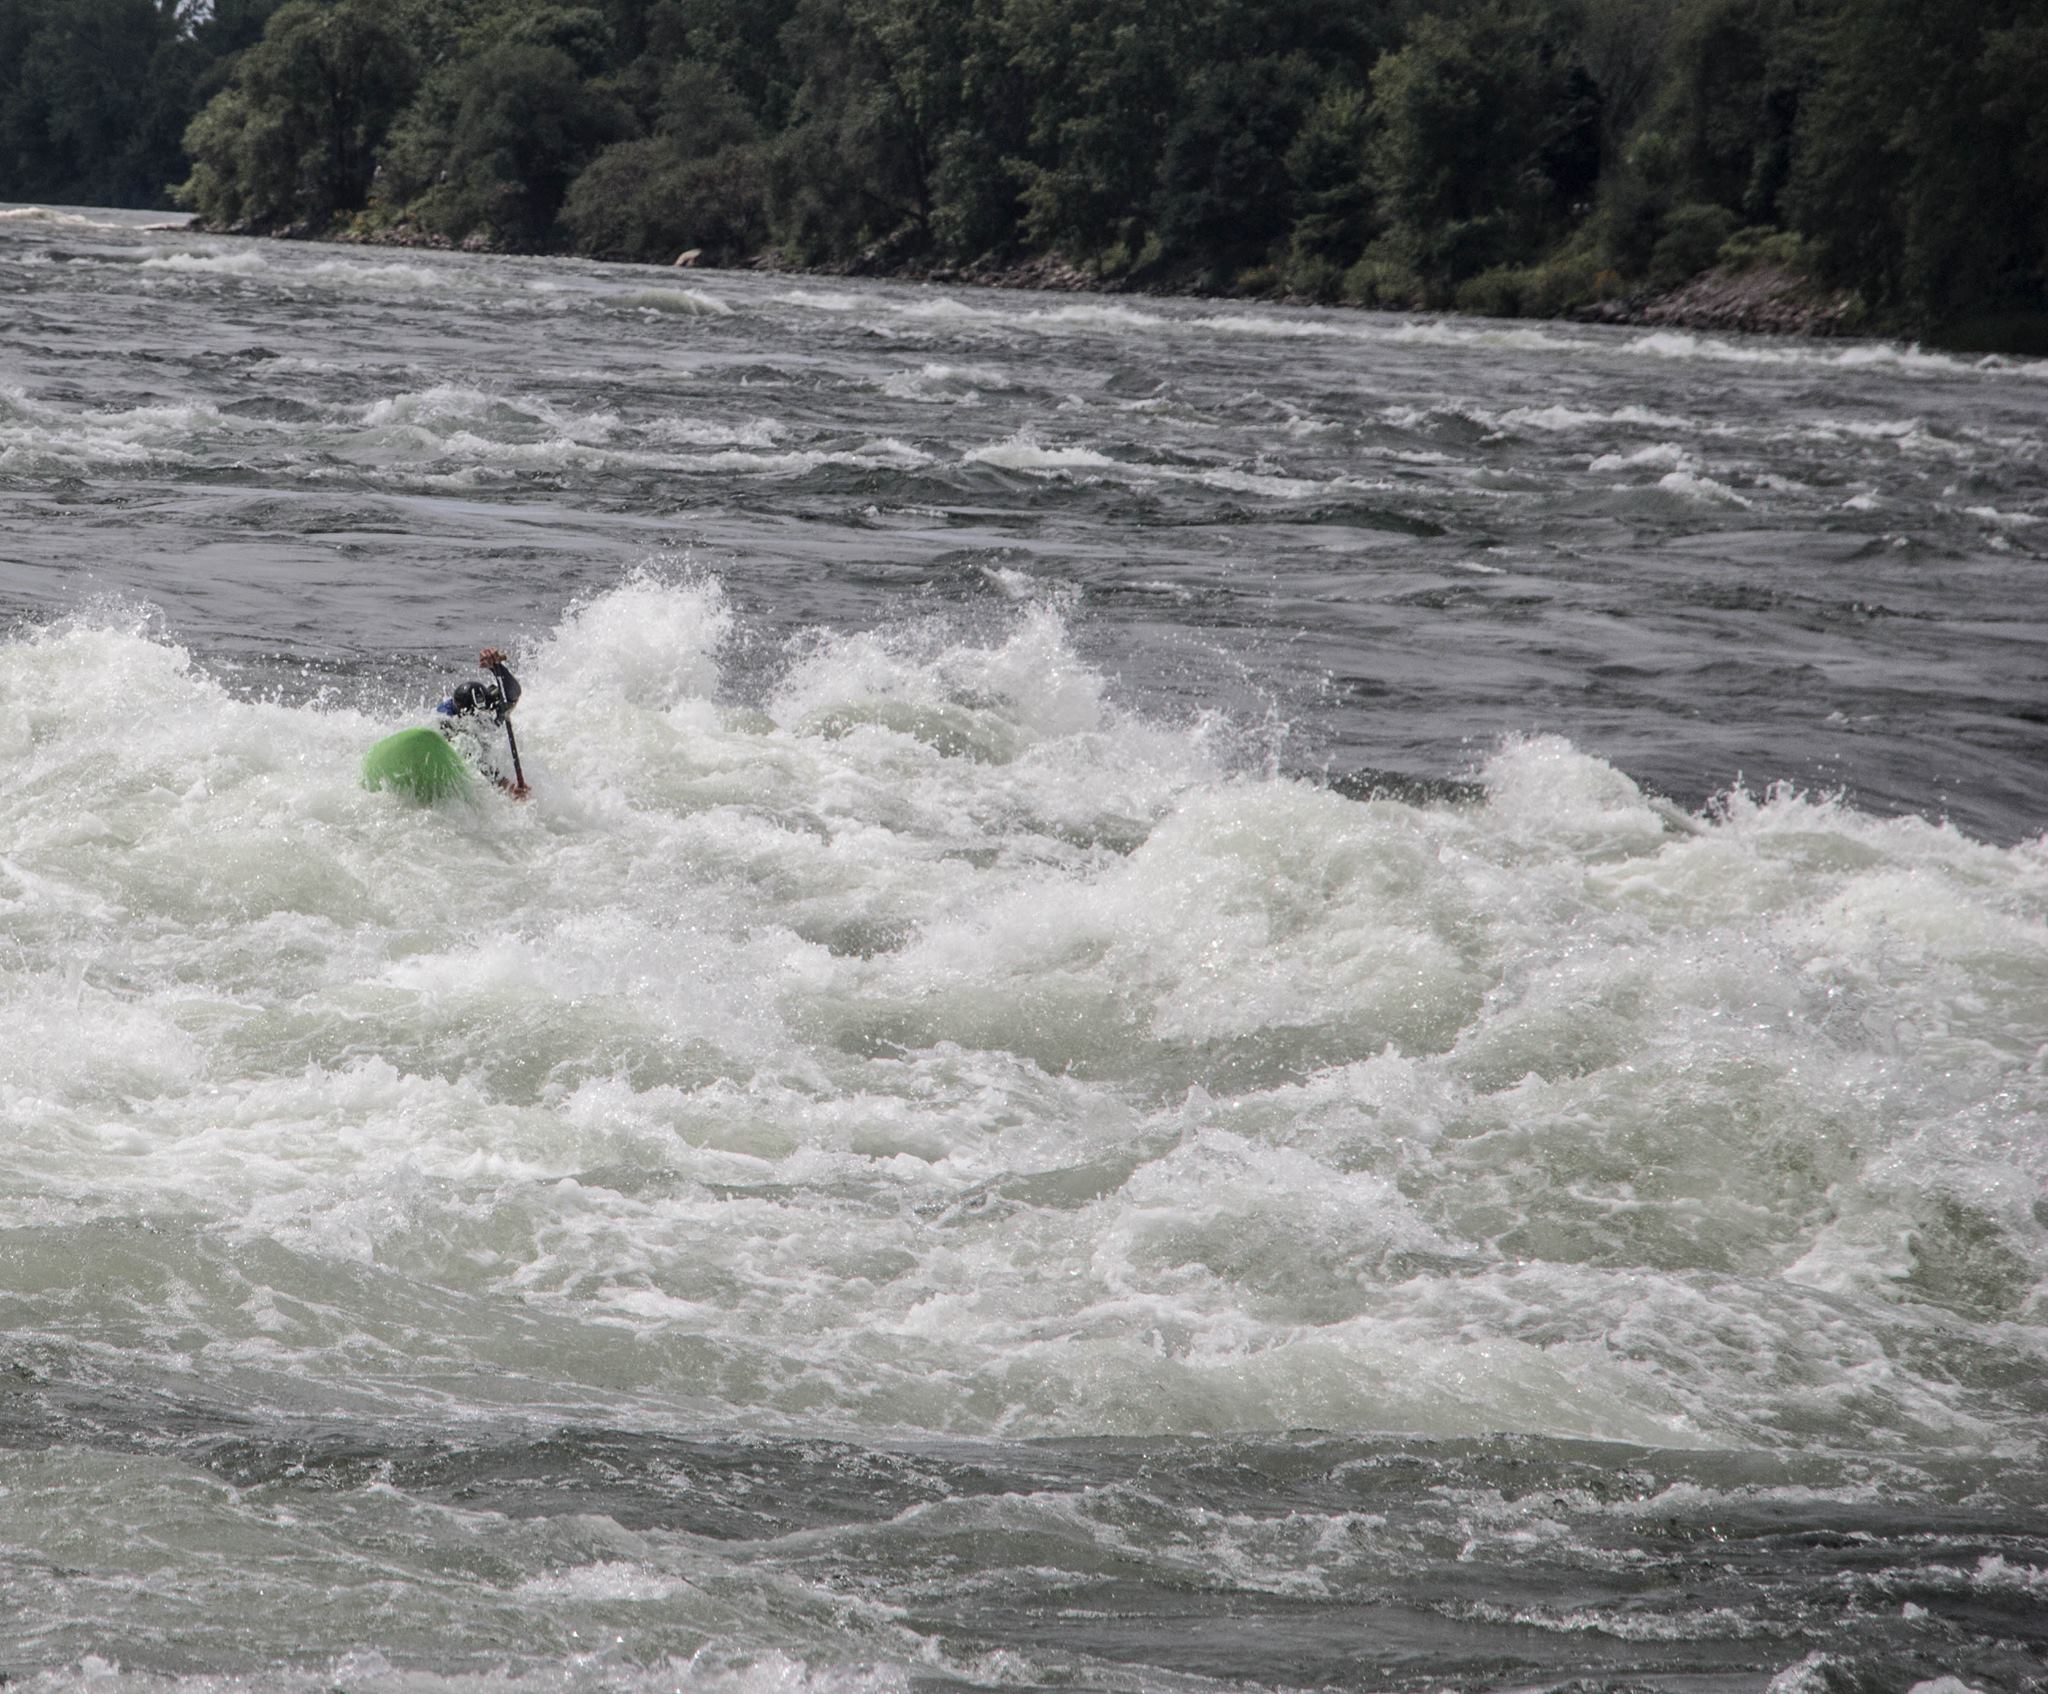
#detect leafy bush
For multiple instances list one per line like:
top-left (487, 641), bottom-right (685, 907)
top-left (1282, 254), bottom-right (1345, 301)
top-left (559, 135), bottom-right (769, 263)
top-left (1455, 266), bottom-right (1525, 317)
top-left (1648, 199), bottom-right (1737, 287)
top-left (1454, 250), bottom-right (1603, 317)
top-left (1341, 245), bottom-right (1423, 309)
top-left (1716, 223), bottom-right (1815, 272)
top-left (1591, 151), bottom-right (1671, 277)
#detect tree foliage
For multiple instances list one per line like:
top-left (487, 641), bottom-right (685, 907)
top-left (1785, 0), bottom-right (2048, 319)
top-left (1285, 86), bottom-right (1378, 271)
top-left (1367, 4), bottom-right (1600, 287)
top-left (377, 36), bottom-right (625, 246)
top-left (0, 0), bottom-right (258, 208)
top-left (179, 0), bottom-right (421, 227)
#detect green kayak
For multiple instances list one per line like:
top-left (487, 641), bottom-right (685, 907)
top-left (361, 726), bottom-right (473, 803)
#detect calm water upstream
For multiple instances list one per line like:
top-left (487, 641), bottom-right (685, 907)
top-left (2, 203), bottom-right (2046, 1694)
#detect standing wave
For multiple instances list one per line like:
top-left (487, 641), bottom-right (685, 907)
top-left (2, 580), bottom-right (2044, 1464)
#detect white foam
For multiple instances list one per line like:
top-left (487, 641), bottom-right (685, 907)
top-left (1623, 329), bottom-right (1985, 378)
top-left (357, 383), bottom-right (615, 437)
top-left (1503, 403), bottom-right (1689, 434)
top-left (964, 434), bottom-right (1119, 474)
top-left (672, 439), bottom-right (933, 475)
top-left (962, 431), bottom-right (1333, 500)
top-left (1963, 505), bottom-right (2041, 528)
top-left (533, 569), bottom-right (731, 716)
top-left (773, 289), bottom-right (868, 313)
top-left (1656, 467), bottom-right (1753, 506)
top-left (303, 258), bottom-right (453, 292)
top-left (139, 247), bottom-right (269, 276)
top-left (1199, 465), bottom-right (1326, 499)
top-left (981, 565), bottom-right (1044, 600)
top-left (1031, 301), bottom-right (1176, 334)
top-left (881, 362), bottom-right (1010, 402)
top-left (3, 594), bottom-right (2044, 1462)
top-left (0, 205), bottom-right (138, 231)
top-left (1589, 442), bottom-right (1692, 473)
top-left (646, 416), bottom-right (787, 448)
top-left (337, 385), bottom-right (884, 479)
top-left (0, 387), bottom-right (234, 471)
top-left (893, 296), bottom-right (1003, 326)
top-left (15, 1650), bottom-right (914, 1694)
top-left (626, 287), bottom-right (733, 317)
top-left (1381, 319), bottom-right (1582, 355)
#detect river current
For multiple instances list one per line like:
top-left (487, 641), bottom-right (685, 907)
top-left (2, 204), bottom-right (2045, 1694)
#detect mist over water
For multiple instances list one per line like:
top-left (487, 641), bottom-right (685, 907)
top-left (2, 207), bottom-right (2046, 1694)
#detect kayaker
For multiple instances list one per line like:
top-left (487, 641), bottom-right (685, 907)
top-left (437, 646), bottom-right (528, 795)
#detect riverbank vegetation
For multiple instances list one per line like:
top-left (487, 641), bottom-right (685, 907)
top-left (2, 0), bottom-right (2044, 345)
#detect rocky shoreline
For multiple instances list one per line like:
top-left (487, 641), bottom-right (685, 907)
top-left (304, 221), bottom-right (1865, 339)
top-left (1570, 262), bottom-right (1863, 338)
top-left (770, 243), bottom-right (1866, 337)
top-left (758, 251), bottom-right (1868, 341)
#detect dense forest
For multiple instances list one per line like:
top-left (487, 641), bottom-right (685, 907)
top-left (2, 0), bottom-right (2045, 342)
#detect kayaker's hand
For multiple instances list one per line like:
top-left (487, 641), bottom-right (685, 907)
top-left (479, 646), bottom-right (506, 669)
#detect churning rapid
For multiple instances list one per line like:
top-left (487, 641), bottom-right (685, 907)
top-left (2, 206), bottom-right (2045, 1694)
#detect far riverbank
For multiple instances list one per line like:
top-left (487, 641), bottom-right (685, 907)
top-left (148, 207), bottom-right (2048, 355)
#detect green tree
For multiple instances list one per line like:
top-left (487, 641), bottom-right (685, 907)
top-left (1154, 53), bottom-right (1323, 277)
top-left (557, 56), bottom-right (766, 262)
top-left (1980, 22), bottom-right (2048, 307)
top-left (651, 57), bottom-right (758, 152)
top-left (377, 37), bottom-right (626, 246)
top-left (1000, 0), bottom-right (1196, 265)
top-left (1565, 0), bottom-right (1677, 171)
top-left (1785, 0), bottom-right (2047, 321)
top-left (488, 2), bottom-right (618, 73)
top-left (1286, 83), bottom-right (1377, 268)
top-left (179, 0), bottom-right (422, 228)
top-left (1645, 0), bottom-right (1817, 224)
top-left (20, 0), bottom-right (2034, 342)
top-left (1205, 0), bottom-right (1394, 68)
top-left (771, 0), bottom-right (995, 262)
top-left (644, 0), bottom-right (801, 129)
top-left (201, 0), bottom-right (303, 57)
top-left (1366, 2), bottom-right (1598, 288)
top-left (0, 0), bottom-right (197, 206)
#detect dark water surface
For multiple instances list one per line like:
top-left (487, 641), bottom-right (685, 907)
top-left (2, 205), bottom-right (2046, 1694)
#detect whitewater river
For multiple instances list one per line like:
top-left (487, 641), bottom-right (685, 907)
top-left (2, 204), bottom-right (2046, 1694)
